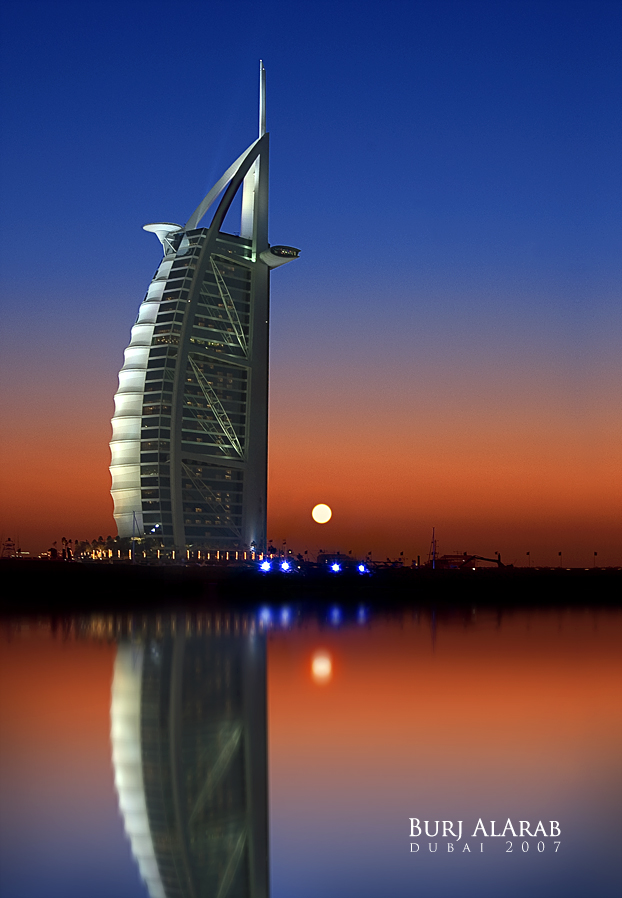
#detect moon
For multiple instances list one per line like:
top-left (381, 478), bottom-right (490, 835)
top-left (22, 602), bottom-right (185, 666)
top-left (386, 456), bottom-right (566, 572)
top-left (312, 503), bottom-right (332, 524)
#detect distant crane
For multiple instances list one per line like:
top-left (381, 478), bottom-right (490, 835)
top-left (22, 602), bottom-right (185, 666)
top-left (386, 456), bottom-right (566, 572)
top-left (462, 553), bottom-right (508, 569)
top-left (424, 543), bottom-right (510, 570)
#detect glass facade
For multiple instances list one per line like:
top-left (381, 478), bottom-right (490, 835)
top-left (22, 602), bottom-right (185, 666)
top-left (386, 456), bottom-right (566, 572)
top-left (132, 231), bottom-right (256, 549)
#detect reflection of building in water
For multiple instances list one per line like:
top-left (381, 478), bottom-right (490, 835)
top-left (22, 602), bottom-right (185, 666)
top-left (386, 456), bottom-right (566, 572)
top-left (111, 618), bottom-right (268, 898)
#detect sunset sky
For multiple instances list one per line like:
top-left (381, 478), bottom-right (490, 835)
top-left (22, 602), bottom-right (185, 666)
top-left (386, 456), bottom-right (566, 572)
top-left (0, 0), bottom-right (620, 564)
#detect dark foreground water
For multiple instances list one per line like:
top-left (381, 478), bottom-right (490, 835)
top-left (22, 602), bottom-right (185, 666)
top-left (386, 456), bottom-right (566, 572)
top-left (0, 604), bottom-right (620, 898)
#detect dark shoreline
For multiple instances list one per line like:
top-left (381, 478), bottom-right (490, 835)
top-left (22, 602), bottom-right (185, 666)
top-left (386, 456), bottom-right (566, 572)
top-left (2, 559), bottom-right (620, 615)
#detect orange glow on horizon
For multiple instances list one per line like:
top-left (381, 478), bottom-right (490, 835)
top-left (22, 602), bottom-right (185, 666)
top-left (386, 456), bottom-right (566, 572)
top-left (1, 333), bottom-right (620, 564)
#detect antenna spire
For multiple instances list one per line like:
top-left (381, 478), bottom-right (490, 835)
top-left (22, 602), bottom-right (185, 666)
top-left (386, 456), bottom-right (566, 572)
top-left (259, 60), bottom-right (266, 137)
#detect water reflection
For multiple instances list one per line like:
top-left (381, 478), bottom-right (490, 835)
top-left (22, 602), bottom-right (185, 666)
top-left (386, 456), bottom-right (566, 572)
top-left (0, 607), bottom-right (620, 898)
top-left (111, 619), bottom-right (268, 898)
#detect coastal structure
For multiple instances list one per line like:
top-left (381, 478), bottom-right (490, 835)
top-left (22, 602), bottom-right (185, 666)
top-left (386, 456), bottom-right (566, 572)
top-left (110, 63), bottom-right (298, 553)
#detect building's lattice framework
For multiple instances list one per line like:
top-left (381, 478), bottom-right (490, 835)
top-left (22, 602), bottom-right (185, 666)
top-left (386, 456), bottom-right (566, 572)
top-left (137, 232), bottom-right (257, 549)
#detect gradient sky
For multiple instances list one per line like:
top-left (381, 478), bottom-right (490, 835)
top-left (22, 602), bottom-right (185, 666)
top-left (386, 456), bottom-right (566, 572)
top-left (0, 0), bottom-right (620, 563)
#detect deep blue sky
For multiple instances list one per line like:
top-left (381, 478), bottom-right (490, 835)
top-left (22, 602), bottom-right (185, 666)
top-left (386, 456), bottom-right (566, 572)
top-left (1, 0), bottom-right (620, 560)
top-left (2, 0), bottom-right (619, 325)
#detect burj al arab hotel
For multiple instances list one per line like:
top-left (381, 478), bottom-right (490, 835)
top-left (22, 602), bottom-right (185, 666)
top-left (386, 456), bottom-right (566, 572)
top-left (110, 63), bottom-right (298, 554)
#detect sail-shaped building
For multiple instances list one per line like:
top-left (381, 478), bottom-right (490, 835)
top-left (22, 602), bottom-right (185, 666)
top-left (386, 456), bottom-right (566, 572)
top-left (110, 63), bottom-right (298, 553)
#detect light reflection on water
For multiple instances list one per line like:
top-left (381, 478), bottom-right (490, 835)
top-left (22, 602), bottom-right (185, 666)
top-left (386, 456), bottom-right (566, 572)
top-left (0, 606), bottom-right (620, 898)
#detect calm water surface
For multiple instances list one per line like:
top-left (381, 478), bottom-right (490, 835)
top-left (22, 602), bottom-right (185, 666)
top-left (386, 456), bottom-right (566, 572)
top-left (0, 605), bottom-right (620, 898)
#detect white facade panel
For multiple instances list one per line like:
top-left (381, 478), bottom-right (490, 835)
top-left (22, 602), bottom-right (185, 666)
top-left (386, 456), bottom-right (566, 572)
top-left (128, 323), bottom-right (155, 346)
top-left (111, 488), bottom-right (142, 514)
top-left (111, 465), bottom-right (141, 490)
top-left (114, 393), bottom-right (144, 417)
top-left (136, 302), bottom-right (159, 324)
top-left (111, 417), bottom-right (141, 441)
top-left (117, 369), bottom-right (147, 393)
top-left (122, 345), bottom-right (150, 369)
top-left (154, 258), bottom-right (174, 280)
top-left (110, 441), bottom-right (140, 466)
top-left (114, 511), bottom-right (144, 535)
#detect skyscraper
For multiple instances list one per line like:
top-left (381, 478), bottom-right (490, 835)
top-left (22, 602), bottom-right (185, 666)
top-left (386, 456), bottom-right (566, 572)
top-left (110, 63), bottom-right (298, 553)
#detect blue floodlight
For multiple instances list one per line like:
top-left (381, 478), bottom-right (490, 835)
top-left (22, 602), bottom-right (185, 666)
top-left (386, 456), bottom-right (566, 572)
top-left (281, 560), bottom-right (291, 572)
top-left (331, 563), bottom-right (341, 572)
top-left (260, 560), bottom-right (271, 572)
top-left (357, 563), bottom-right (367, 573)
